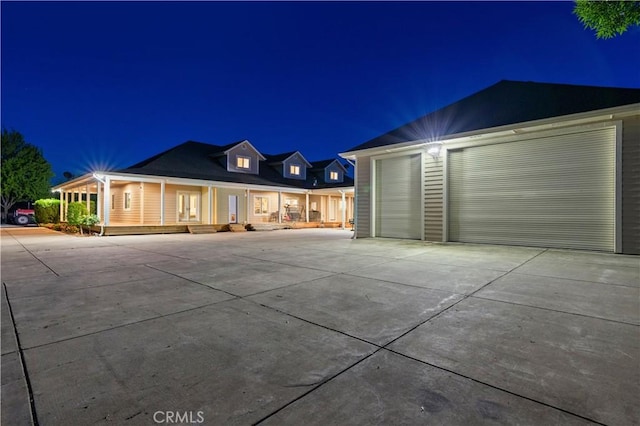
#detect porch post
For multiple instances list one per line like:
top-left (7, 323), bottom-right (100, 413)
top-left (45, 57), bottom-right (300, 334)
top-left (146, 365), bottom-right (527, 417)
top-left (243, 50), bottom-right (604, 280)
top-left (59, 190), bottom-right (64, 222)
top-left (213, 187), bottom-right (218, 224)
top-left (246, 189), bottom-right (250, 224)
top-left (340, 190), bottom-right (346, 230)
top-left (103, 177), bottom-right (111, 226)
top-left (63, 192), bottom-right (69, 222)
top-left (160, 180), bottom-right (165, 225)
top-left (208, 186), bottom-right (213, 225)
top-left (278, 191), bottom-right (282, 224)
top-left (305, 192), bottom-right (309, 222)
top-left (140, 182), bottom-right (144, 224)
top-left (86, 184), bottom-right (91, 214)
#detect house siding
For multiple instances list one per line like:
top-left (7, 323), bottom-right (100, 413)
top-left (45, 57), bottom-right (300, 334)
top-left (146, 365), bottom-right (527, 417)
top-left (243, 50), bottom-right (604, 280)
top-left (215, 187), bottom-right (246, 224)
top-left (356, 155), bottom-right (371, 237)
top-left (143, 183), bottom-right (162, 225)
top-left (424, 154), bottom-right (444, 242)
top-left (622, 115), bottom-right (640, 254)
top-left (110, 183), bottom-right (143, 224)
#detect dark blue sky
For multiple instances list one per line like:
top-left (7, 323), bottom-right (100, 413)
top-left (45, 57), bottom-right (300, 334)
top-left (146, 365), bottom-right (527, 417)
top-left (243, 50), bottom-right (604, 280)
top-left (2, 1), bottom-right (639, 183)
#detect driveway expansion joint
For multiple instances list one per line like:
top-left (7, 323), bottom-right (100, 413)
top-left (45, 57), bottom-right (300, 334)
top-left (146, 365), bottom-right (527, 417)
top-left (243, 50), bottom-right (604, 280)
top-left (3, 283), bottom-right (40, 426)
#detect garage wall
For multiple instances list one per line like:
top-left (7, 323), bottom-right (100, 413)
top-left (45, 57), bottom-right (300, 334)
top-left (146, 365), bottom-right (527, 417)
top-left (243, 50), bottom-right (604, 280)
top-left (622, 116), bottom-right (640, 254)
top-left (356, 156), bottom-right (371, 237)
top-left (424, 154), bottom-right (444, 242)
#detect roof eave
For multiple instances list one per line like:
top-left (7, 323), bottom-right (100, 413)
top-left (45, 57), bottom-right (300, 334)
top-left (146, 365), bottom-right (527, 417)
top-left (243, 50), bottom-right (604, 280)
top-left (340, 102), bottom-right (640, 158)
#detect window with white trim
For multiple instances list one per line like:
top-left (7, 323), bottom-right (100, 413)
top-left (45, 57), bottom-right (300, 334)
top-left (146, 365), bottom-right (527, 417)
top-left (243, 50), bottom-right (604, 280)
top-left (329, 171), bottom-right (339, 181)
top-left (254, 196), bottom-right (269, 215)
top-left (124, 192), bottom-right (132, 210)
top-left (290, 164), bottom-right (301, 176)
top-left (237, 156), bottom-right (250, 169)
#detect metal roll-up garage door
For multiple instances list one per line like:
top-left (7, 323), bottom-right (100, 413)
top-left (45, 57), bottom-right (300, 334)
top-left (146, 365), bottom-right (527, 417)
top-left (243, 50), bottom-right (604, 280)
top-left (375, 154), bottom-right (422, 239)
top-left (448, 127), bottom-right (616, 251)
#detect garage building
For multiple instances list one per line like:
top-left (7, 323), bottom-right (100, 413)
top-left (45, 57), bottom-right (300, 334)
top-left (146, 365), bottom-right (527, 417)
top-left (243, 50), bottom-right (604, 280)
top-left (340, 80), bottom-right (640, 254)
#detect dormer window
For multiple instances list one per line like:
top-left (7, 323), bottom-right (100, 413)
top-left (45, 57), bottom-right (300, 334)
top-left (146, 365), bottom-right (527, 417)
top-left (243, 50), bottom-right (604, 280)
top-left (290, 165), bottom-right (301, 176)
top-left (237, 156), bottom-right (251, 169)
top-left (329, 171), bottom-right (339, 181)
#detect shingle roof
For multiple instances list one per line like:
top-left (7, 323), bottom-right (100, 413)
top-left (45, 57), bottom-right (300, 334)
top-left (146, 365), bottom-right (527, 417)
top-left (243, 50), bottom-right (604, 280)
top-left (309, 159), bottom-right (337, 170)
top-left (344, 80), bottom-right (640, 153)
top-left (118, 140), bottom-right (353, 189)
top-left (264, 152), bottom-right (298, 163)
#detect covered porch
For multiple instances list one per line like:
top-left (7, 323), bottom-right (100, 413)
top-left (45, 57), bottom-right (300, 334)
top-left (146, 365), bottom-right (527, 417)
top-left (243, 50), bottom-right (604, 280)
top-left (52, 172), bottom-right (354, 235)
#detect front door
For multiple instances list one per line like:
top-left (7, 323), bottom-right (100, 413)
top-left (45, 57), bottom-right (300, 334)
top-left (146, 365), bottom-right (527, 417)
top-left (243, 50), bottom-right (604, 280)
top-left (229, 195), bottom-right (238, 223)
top-left (177, 192), bottom-right (200, 223)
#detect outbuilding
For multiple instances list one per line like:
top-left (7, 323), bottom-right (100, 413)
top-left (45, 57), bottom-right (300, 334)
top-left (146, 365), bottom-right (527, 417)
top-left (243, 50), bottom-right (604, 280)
top-left (340, 80), bottom-right (640, 254)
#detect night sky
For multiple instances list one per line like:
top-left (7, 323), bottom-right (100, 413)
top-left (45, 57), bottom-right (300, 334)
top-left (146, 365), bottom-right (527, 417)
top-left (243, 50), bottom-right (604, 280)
top-left (2, 1), bottom-right (639, 184)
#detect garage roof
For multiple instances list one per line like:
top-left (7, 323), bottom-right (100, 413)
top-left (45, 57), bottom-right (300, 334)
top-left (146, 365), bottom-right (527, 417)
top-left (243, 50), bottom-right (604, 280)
top-left (344, 80), bottom-right (640, 153)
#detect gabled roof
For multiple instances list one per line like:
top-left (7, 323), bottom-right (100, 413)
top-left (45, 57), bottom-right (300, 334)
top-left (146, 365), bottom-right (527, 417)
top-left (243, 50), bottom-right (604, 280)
top-left (117, 140), bottom-right (352, 190)
top-left (120, 141), bottom-right (275, 186)
top-left (343, 80), bottom-right (640, 153)
top-left (221, 139), bottom-right (266, 160)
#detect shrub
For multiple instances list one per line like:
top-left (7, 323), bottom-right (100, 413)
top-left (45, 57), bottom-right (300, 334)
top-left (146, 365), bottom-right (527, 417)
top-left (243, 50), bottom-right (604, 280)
top-left (67, 202), bottom-right (88, 226)
top-left (34, 198), bottom-right (61, 223)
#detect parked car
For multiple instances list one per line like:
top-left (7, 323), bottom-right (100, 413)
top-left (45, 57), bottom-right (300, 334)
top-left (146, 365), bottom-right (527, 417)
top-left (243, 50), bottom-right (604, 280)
top-left (9, 209), bottom-right (36, 226)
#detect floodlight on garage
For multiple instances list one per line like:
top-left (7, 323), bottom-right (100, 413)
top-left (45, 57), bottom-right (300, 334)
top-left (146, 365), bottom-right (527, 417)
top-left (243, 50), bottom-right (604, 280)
top-left (426, 142), bottom-right (443, 159)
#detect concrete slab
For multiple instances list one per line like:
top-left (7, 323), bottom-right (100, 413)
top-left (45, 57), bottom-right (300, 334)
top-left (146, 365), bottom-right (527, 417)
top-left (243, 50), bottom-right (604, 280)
top-left (249, 274), bottom-right (463, 346)
top-left (1, 352), bottom-right (32, 426)
top-left (348, 259), bottom-right (507, 294)
top-left (390, 297), bottom-right (640, 425)
top-left (175, 260), bottom-right (335, 297)
top-left (1, 229), bottom-right (637, 425)
top-left (514, 251), bottom-right (639, 287)
top-left (3, 265), bottom-right (170, 299)
top-left (36, 249), bottom-right (181, 276)
top-left (11, 275), bottom-right (236, 348)
top-left (403, 243), bottom-right (544, 271)
top-left (248, 250), bottom-right (396, 274)
top-left (23, 299), bottom-right (375, 425)
top-left (263, 349), bottom-right (592, 425)
top-left (476, 272), bottom-right (640, 324)
top-left (1, 286), bottom-right (18, 355)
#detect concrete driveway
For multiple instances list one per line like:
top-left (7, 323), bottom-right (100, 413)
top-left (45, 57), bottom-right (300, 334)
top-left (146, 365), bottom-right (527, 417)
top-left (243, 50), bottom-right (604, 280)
top-left (1, 227), bottom-right (638, 425)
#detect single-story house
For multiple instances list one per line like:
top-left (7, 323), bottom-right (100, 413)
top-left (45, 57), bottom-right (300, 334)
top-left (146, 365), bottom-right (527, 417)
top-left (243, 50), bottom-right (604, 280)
top-left (53, 140), bottom-right (354, 233)
top-left (339, 80), bottom-right (640, 254)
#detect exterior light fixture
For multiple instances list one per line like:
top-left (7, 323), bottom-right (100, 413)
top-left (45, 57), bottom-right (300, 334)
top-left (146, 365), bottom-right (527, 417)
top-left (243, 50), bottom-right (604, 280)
top-left (426, 143), bottom-right (443, 160)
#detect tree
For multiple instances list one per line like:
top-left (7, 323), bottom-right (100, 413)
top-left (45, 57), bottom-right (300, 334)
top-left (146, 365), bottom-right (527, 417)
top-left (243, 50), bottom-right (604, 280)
top-left (1, 129), bottom-right (54, 222)
top-left (574, 0), bottom-right (640, 39)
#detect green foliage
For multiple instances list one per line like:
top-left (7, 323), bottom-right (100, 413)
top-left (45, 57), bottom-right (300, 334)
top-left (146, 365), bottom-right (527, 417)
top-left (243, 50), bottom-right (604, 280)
top-left (66, 202), bottom-right (88, 226)
top-left (574, 0), bottom-right (640, 39)
top-left (34, 198), bottom-right (61, 223)
top-left (1, 129), bottom-right (54, 221)
top-left (80, 214), bottom-right (100, 226)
